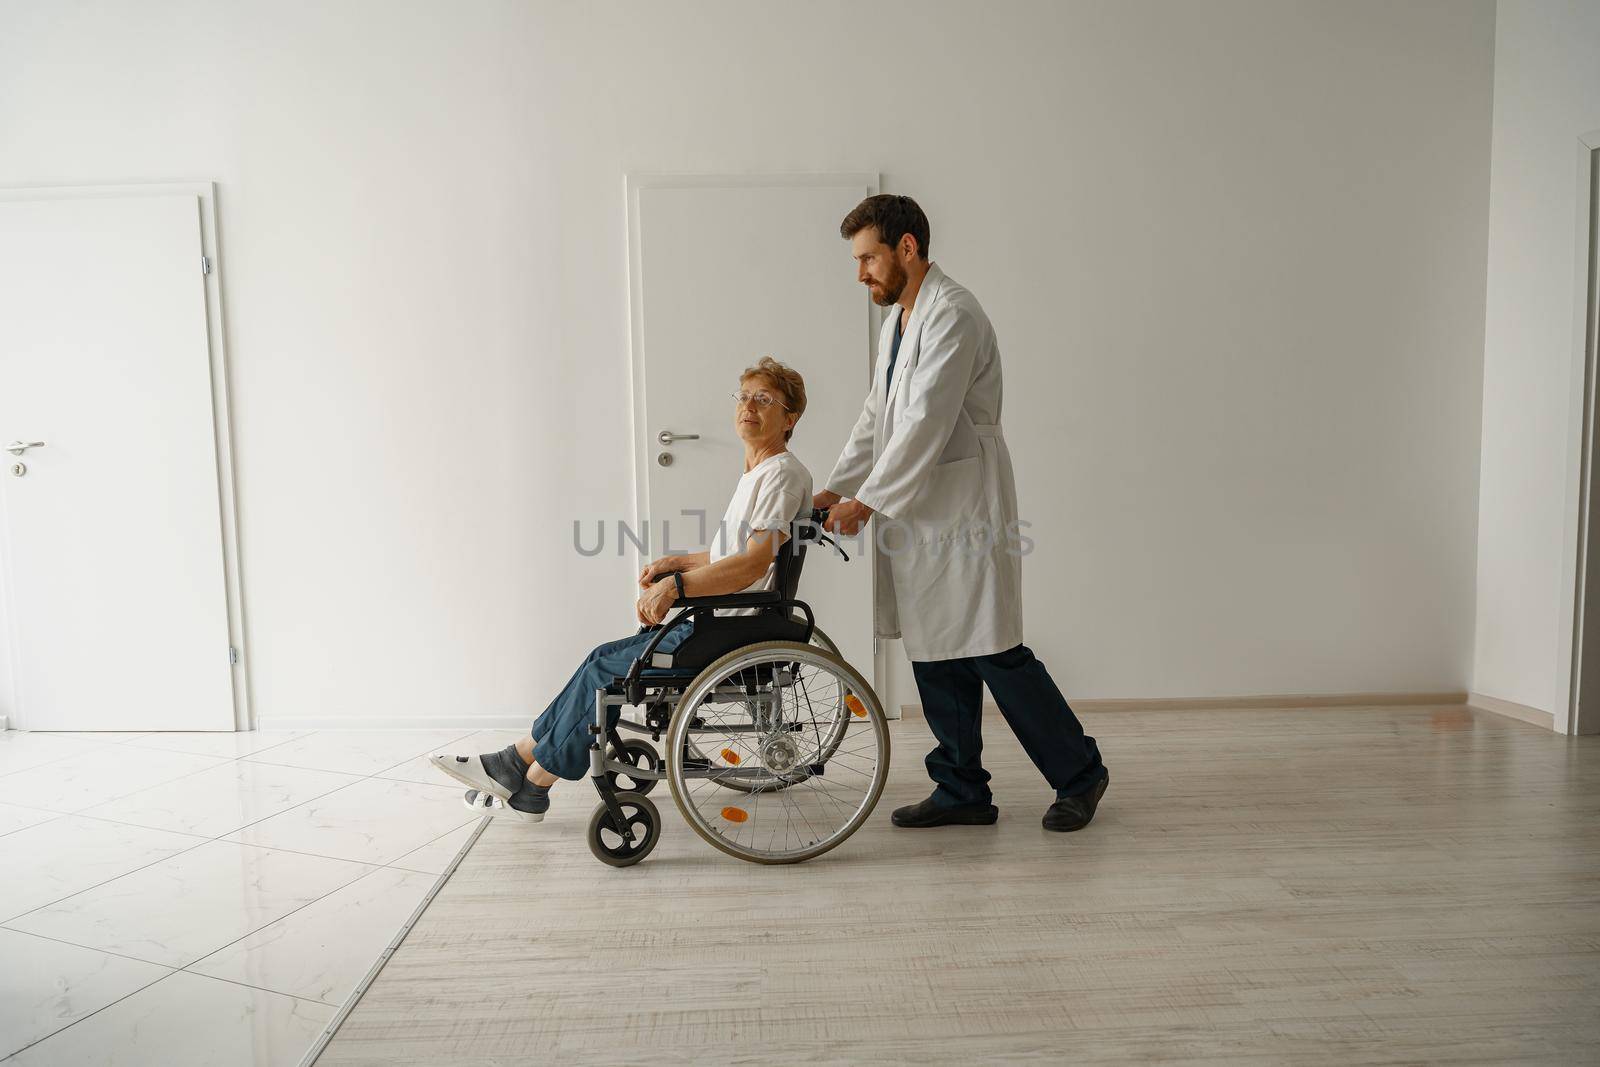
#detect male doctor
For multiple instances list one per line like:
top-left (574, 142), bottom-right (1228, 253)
top-left (817, 194), bottom-right (1109, 832)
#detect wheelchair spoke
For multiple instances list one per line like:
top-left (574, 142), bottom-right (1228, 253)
top-left (773, 776), bottom-right (816, 847)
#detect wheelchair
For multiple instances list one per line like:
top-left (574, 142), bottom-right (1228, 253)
top-left (583, 509), bottom-right (890, 867)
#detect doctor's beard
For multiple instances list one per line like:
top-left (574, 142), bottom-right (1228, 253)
top-left (869, 258), bottom-right (908, 306)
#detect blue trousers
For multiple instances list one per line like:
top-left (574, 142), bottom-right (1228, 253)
top-left (529, 623), bottom-right (691, 780)
top-left (911, 643), bottom-right (1106, 807)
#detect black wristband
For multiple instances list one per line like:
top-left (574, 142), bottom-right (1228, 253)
top-left (672, 571), bottom-right (685, 599)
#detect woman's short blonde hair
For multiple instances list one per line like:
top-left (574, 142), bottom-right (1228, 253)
top-left (741, 356), bottom-right (807, 441)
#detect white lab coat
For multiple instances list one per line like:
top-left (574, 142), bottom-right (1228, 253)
top-left (826, 262), bottom-right (1024, 661)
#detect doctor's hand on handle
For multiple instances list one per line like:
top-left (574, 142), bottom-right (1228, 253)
top-left (815, 490), bottom-right (874, 536)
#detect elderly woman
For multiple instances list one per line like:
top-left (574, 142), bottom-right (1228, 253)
top-left (430, 356), bottom-right (813, 821)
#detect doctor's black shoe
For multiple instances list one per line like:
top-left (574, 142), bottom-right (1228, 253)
top-left (1042, 771), bottom-right (1109, 833)
top-left (891, 796), bottom-right (999, 828)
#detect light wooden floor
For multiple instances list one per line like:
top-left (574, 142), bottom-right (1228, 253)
top-left (317, 705), bottom-right (1600, 1065)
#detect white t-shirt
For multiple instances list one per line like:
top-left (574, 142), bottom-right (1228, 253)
top-left (709, 450), bottom-right (813, 614)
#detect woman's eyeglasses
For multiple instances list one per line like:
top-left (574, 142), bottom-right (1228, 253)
top-left (731, 390), bottom-right (788, 411)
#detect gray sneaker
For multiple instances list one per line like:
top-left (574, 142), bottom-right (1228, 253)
top-left (462, 787), bottom-right (548, 823)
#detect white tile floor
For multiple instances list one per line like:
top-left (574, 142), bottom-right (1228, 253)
top-left (0, 726), bottom-right (510, 1065)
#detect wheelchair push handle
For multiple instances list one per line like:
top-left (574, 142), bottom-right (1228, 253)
top-left (802, 507), bottom-right (849, 562)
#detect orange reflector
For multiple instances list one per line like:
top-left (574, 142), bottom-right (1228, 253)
top-left (845, 693), bottom-right (867, 718)
top-left (721, 807), bottom-right (749, 823)
top-left (720, 748), bottom-right (742, 765)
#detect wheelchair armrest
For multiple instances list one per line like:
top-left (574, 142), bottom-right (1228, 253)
top-left (647, 570), bottom-right (782, 610)
top-left (674, 590), bottom-right (782, 609)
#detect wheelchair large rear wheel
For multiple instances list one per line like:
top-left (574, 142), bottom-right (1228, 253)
top-left (698, 625), bottom-right (850, 794)
top-left (666, 640), bottom-right (889, 864)
top-left (681, 620), bottom-right (851, 796)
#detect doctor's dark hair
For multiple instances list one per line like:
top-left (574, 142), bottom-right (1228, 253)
top-left (839, 194), bottom-right (930, 260)
top-left (741, 356), bottom-right (807, 441)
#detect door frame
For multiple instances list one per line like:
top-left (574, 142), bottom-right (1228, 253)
top-left (0, 181), bottom-right (252, 731)
top-left (623, 171), bottom-right (884, 696)
top-left (1563, 131), bottom-right (1600, 736)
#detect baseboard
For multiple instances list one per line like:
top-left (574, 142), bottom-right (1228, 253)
top-left (1076, 690), bottom-right (1469, 712)
top-left (1466, 692), bottom-right (1557, 731)
top-left (0, 715), bottom-right (8, 731)
top-left (259, 708), bottom-right (910, 732)
top-left (255, 715), bottom-right (534, 732)
top-left (265, 691), bottom-right (1511, 733)
top-left (901, 690), bottom-right (1470, 719)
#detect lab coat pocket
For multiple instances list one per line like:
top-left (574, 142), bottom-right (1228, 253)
top-left (908, 455), bottom-right (988, 546)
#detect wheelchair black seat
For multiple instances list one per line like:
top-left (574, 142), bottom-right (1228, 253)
top-left (657, 608), bottom-right (809, 673)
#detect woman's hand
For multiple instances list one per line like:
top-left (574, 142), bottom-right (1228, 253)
top-left (638, 556), bottom-right (677, 589)
top-left (635, 575), bottom-right (679, 625)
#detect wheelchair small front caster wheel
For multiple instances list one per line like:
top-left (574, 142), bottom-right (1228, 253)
top-left (587, 791), bottom-right (660, 867)
top-left (604, 739), bottom-right (661, 795)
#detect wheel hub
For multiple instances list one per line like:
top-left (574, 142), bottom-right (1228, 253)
top-left (760, 735), bottom-right (803, 774)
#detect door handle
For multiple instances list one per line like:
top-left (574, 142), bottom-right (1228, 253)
top-left (5, 441), bottom-right (44, 456)
top-left (657, 431), bottom-right (700, 445)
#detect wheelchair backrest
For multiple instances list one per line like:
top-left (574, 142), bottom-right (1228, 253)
top-left (773, 507), bottom-right (828, 603)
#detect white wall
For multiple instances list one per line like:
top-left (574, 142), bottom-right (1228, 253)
top-left (0, 0), bottom-right (1494, 727)
top-left (1473, 0), bottom-right (1600, 730)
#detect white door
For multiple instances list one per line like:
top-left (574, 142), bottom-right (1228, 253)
top-left (0, 194), bottom-right (235, 731)
top-left (628, 175), bottom-right (879, 683)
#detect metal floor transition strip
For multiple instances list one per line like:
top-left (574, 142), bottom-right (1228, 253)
top-left (298, 816), bottom-right (492, 1067)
